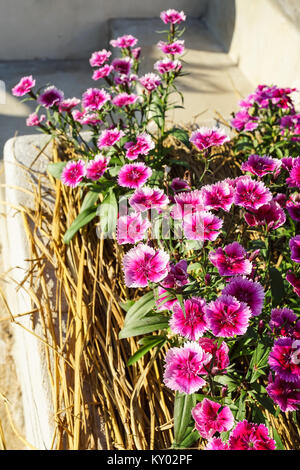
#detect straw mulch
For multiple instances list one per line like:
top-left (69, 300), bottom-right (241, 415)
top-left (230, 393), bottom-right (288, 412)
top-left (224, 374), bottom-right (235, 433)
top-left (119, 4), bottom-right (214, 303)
top-left (1, 135), bottom-right (299, 450)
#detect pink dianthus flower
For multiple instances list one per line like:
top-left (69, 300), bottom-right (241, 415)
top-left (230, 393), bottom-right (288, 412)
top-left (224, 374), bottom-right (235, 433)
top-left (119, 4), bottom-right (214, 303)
top-left (241, 154), bottom-right (281, 177)
top-left (110, 35), bottom-right (138, 48)
top-left (286, 193), bottom-right (300, 222)
top-left (139, 73), bottom-right (161, 92)
top-left (222, 276), bottom-right (265, 316)
top-left (58, 97), bottom-right (80, 112)
top-left (200, 181), bottom-right (235, 212)
top-left (82, 88), bottom-right (110, 110)
top-left (129, 187), bottom-right (169, 212)
top-left (192, 399), bottom-right (234, 439)
top-left (228, 420), bottom-right (276, 450)
top-left (267, 374), bottom-right (300, 412)
top-left (183, 211), bottom-right (223, 242)
top-left (198, 338), bottom-right (230, 375)
top-left (26, 112), bottom-right (46, 127)
top-left (205, 294), bottom-right (251, 337)
top-left (92, 65), bottom-right (114, 80)
top-left (209, 242), bottom-right (252, 277)
top-left (190, 127), bottom-right (229, 151)
top-left (86, 154), bottom-right (110, 181)
top-left (160, 9), bottom-right (186, 24)
top-left (169, 297), bottom-right (208, 340)
top-left (154, 58), bottom-right (182, 74)
top-left (269, 337), bottom-right (300, 382)
top-left (244, 200), bottom-right (286, 230)
top-left (124, 133), bottom-right (155, 160)
top-left (163, 342), bottom-right (211, 394)
top-left (38, 86), bottom-right (64, 108)
top-left (97, 128), bottom-right (125, 148)
top-left (234, 177), bottom-right (272, 210)
top-left (157, 40), bottom-right (185, 55)
top-left (117, 212), bottom-right (150, 245)
top-left (89, 49), bottom-right (111, 67)
top-left (61, 160), bottom-right (86, 188)
top-left (290, 235), bottom-right (300, 263)
top-left (122, 243), bottom-right (169, 288)
top-left (12, 76), bottom-right (35, 96)
top-left (118, 163), bottom-right (152, 189)
top-left (112, 92), bottom-right (139, 107)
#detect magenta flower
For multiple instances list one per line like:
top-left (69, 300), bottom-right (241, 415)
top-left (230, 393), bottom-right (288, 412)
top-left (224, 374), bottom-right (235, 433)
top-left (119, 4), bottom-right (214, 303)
top-left (110, 35), bottom-right (138, 48)
top-left (82, 88), bottom-right (110, 110)
top-left (183, 211), bottom-right (223, 242)
top-left (170, 297), bottom-right (208, 340)
top-left (89, 49), bottom-right (111, 67)
top-left (198, 338), bottom-right (230, 375)
top-left (160, 9), bottom-right (186, 24)
top-left (161, 260), bottom-right (189, 289)
top-left (269, 337), bottom-right (300, 382)
top-left (192, 399), bottom-right (234, 439)
top-left (112, 92), bottom-right (139, 107)
top-left (273, 192), bottom-right (287, 208)
top-left (114, 73), bottom-right (138, 86)
top-left (190, 127), bottom-right (229, 151)
top-left (118, 163), bottom-right (152, 189)
top-left (170, 178), bottom-right (190, 193)
top-left (156, 287), bottom-right (177, 312)
top-left (222, 276), bottom-right (265, 317)
top-left (286, 193), bottom-right (300, 222)
top-left (38, 86), bottom-right (64, 108)
top-left (290, 235), bottom-right (300, 263)
top-left (234, 177), bottom-right (272, 211)
top-left (58, 97), bottom-right (80, 112)
top-left (163, 342), bottom-right (211, 394)
top-left (71, 110), bottom-right (102, 126)
top-left (132, 47), bottom-right (141, 59)
top-left (205, 438), bottom-right (229, 450)
top-left (229, 420), bottom-right (276, 450)
top-left (12, 76), bottom-right (35, 96)
top-left (287, 160), bottom-right (300, 188)
top-left (122, 243), bottom-right (169, 287)
top-left (129, 187), bottom-right (169, 212)
top-left (209, 242), bottom-right (252, 277)
top-left (86, 154), bottom-right (110, 181)
top-left (97, 128), bottom-right (125, 148)
top-left (111, 57), bottom-right (133, 75)
top-left (117, 212), bottom-right (150, 245)
top-left (61, 160), bottom-right (86, 188)
top-left (92, 65), bottom-right (114, 80)
top-left (124, 133), bottom-right (155, 160)
top-left (26, 112), bottom-right (45, 127)
top-left (172, 190), bottom-right (204, 220)
top-left (200, 181), bottom-right (235, 212)
top-left (270, 308), bottom-right (298, 338)
top-left (244, 200), bottom-right (286, 230)
top-left (205, 294), bottom-right (251, 337)
top-left (241, 154), bottom-right (282, 177)
top-left (231, 110), bottom-right (258, 132)
top-left (157, 40), bottom-right (185, 55)
top-left (287, 271), bottom-right (300, 297)
top-left (267, 374), bottom-right (300, 412)
top-left (139, 73), bottom-right (161, 92)
top-left (154, 58), bottom-right (182, 74)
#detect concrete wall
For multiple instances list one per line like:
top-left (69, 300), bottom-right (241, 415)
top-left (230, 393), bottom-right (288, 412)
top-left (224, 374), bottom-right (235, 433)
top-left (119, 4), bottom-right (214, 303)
top-left (205, 0), bottom-right (300, 88)
top-left (0, 0), bottom-right (208, 60)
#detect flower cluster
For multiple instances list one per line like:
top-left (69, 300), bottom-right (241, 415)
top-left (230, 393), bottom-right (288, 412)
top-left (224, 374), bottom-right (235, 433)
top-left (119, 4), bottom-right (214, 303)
top-left (13, 7), bottom-right (300, 451)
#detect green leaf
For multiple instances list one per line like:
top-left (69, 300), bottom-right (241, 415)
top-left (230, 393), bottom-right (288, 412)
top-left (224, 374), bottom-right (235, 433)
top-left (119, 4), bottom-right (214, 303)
top-left (167, 127), bottom-right (191, 149)
top-left (119, 292), bottom-right (169, 339)
top-left (269, 267), bottom-right (285, 307)
top-left (47, 162), bottom-right (67, 179)
top-left (63, 206), bottom-right (98, 244)
top-left (80, 190), bottom-right (100, 213)
top-left (173, 392), bottom-right (197, 448)
top-left (127, 336), bottom-right (166, 366)
top-left (119, 315), bottom-right (169, 339)
top-left (272, 427), bottom-right (285, 450)
top-left (98, 188), bottom-right (118, 238)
